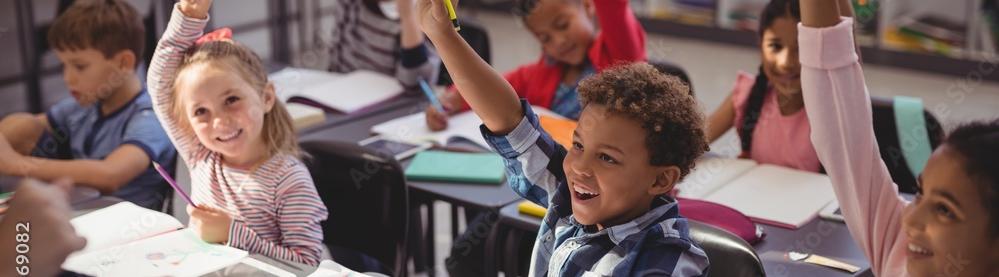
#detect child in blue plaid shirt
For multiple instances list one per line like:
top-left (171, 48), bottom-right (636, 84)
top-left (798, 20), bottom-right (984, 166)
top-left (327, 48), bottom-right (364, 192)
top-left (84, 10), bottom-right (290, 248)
top-left (416, 0), bottom-right (710, 275)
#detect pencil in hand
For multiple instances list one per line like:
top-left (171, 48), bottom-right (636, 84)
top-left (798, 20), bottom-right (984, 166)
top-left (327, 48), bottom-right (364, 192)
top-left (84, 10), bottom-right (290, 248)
top-left (152, 161), bottom-right (197, 208)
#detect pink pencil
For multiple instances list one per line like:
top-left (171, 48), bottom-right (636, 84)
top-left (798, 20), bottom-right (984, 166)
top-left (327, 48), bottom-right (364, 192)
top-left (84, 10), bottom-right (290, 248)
top-left (152, 162), bottom-right (197, 208)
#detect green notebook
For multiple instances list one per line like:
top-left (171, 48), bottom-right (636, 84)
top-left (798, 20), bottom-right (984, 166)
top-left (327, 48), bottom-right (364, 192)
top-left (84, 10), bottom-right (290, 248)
top-left (405, 151), bottom-right (505, 184)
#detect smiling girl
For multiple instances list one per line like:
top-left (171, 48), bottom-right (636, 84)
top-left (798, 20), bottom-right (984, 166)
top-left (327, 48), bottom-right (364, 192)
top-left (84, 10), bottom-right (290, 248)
top-left (705, 0), bottom-right (852, 172)
top-left (800, 0), bottom-right (999, 276)
top-left (147, 0), bottom-right (327, 266)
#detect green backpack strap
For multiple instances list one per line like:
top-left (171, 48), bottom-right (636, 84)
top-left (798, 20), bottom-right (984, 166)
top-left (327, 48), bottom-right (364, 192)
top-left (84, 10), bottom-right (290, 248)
top-left (893, 96), bottom-right (932, 177)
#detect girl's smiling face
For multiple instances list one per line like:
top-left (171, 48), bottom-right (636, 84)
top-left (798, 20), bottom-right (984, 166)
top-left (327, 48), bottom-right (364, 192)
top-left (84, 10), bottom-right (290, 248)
top-left (174, 62), bottom-right (275, 168)
top-left (903, 146), bottom-right (999, 277)
top-left (760, 16), bottom-right (802, 97)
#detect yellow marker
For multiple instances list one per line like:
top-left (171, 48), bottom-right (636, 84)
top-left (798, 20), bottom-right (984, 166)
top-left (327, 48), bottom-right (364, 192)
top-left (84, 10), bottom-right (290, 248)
top-left (518, 200), bottom-right (546, 218)
top-left (443, 0), bottom-right (460, 31)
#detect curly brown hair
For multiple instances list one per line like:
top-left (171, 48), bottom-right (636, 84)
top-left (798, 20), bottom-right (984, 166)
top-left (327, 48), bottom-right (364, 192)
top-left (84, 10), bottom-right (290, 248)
top-left (578, 62), bottom-right (708, 178)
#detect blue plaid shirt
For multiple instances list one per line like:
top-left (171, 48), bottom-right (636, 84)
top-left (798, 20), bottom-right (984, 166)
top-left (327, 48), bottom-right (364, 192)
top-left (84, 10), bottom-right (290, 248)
top-left (482, 101), bottom-right (710, 277)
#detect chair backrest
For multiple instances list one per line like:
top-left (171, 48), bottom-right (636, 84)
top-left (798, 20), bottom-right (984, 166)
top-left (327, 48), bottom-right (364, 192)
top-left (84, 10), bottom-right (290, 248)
top-left (870, 96), bottom-right (945, 194)
top-left (648, 59), bottom-right (694, 96)
top-left (688, 220), bottom-right (766, 277)
top-left (438, 18), bottom-right (491, 86)
top-left (300, 139), bottom-right (409, 277)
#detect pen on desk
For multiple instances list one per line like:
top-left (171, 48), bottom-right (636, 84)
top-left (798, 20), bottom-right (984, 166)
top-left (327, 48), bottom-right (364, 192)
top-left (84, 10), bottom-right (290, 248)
top-left (152, 162), bottom-right (197, 208)
top-left (419, 78), bottom-right (446, 114)
top-left (443, 0), bottom-right (460, 31)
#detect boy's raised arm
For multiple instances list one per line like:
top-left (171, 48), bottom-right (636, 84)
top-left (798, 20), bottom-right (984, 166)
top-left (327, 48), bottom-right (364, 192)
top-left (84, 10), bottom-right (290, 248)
top-left (416, 0), bottom-right (523, 134)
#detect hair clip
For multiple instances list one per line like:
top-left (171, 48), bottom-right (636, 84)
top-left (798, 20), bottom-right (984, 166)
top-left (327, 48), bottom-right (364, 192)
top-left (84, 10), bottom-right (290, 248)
top-left (195, 28), bottom-right (233, 46)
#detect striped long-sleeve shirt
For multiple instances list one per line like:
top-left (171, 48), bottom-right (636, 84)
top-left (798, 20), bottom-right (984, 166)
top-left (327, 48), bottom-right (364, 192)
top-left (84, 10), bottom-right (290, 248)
top-left (328, 0), bottom-right (439, 89)
top-left (483, 101), bottom-right (710, 276)
top-left (147, 4), bottom-right (328, 266)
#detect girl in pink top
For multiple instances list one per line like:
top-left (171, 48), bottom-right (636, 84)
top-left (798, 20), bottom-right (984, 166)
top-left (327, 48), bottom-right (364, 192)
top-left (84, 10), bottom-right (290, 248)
top-left (706, 0), bottom-right (852, 172)
top-left (799, 0), bottom-right (999, 276)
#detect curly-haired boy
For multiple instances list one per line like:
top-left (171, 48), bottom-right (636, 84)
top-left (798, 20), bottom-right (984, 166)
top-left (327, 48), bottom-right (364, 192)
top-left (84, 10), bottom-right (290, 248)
top-left (416, 1), bottom-right (710, 273)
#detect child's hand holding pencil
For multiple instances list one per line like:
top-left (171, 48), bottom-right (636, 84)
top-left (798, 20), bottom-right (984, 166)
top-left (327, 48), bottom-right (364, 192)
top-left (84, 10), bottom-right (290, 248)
top-left (415, 0), bottom-right (460, 38)
top-left (187, 204), bottom-right (233, 244)
top-left (151, 162), bottom-right (232, 243)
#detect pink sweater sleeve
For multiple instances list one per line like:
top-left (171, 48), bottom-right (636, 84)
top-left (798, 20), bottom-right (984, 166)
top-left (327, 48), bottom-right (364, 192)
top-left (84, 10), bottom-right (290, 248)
top-left (798, 18), bottom-right (910, 276)
top-left (147, 4), bottom-right (211, 166)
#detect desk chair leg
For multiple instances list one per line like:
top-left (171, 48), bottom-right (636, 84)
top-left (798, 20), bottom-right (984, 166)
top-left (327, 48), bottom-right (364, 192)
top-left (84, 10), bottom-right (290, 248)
top-left (409, 198), bottom-right (427, 274)
top-left (482, 221), bottom-right (502, 277)
top-left (451, 205), bottom-right (461, 239)
top-left (503, 231), bottom-right (523, 276)
top-left (424, 200), bottom-right (437, 276)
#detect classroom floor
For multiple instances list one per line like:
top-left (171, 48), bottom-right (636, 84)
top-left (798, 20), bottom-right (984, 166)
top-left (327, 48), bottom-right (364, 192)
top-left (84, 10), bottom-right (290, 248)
top-left (414, 10), bottom-right (999, 276)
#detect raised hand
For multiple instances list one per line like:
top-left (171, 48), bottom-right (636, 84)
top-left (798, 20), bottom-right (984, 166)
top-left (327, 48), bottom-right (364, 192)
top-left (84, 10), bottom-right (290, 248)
top-left (800, 0), bottom-right (843, 28)
top-left (414, 0), bottom-right (456, 39)
top-left (179, 0), bottom-right (213, 20)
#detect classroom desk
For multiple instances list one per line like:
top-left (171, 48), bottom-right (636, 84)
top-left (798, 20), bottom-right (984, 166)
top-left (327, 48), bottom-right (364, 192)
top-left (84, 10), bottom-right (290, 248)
top-left (0, 182), bottom-right (101, 210)
top-left (67, 196), bottom-right (320, 276)
top-left (299, 99), bottom-right (524, 276)
top-left (486, 202), bottom-right (875, 277)
top-left (296, 95), bottom-right (425, 136)
top-left (0, 179), bottom-right (101, 206)
top-left (397, 154), bottom-right (523, 276)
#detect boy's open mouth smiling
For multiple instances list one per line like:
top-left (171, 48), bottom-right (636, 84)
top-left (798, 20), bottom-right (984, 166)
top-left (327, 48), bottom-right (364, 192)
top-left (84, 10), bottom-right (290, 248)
top-left (571, 180), bottom-right (600, 201)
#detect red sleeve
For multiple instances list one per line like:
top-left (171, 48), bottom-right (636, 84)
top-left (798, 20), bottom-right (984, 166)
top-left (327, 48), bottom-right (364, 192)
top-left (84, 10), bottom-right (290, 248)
top-left (503, 65), bottom-right (531, 99)
top-left (591, 0), bottom-right (646, 66)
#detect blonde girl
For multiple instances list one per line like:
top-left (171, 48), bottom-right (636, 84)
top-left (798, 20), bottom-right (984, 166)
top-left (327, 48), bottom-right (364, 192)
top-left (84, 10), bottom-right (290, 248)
top-left (147, 0), bottom-right (327, 266)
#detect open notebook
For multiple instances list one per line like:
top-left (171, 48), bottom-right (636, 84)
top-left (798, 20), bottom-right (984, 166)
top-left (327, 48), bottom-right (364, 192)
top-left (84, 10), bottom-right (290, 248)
top-left (63, 202), bottom-right (247, 277)
top-left (371, 106), bottom-right (566, 150)
top-left (270, 67), bottom-right (404, 114)
top-left (676, 157), bottom-right (836, 229)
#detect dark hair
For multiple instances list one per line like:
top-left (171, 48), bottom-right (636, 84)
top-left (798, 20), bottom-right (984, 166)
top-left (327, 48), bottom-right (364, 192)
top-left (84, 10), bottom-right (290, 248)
top-left (47, 0), bottom-right (145, 67)
top-left (739, 0), bottom-right (801, 153)
top-left (578, 62), bottom-right (708, 178)
top-left (941, 119), bottom-right (999, 236)
top-left (513, 0), bottom-right (539, 17)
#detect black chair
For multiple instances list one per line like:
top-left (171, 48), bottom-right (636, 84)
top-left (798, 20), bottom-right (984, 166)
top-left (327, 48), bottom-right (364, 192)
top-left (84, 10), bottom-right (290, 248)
top-left (300, 140), bottom-right (409, 277)
top-left (485, 218), bottom-right (765, 276)
top-left (688, 220), bottom-right (766, 277)
top-left (870, 96), bottom-right (945, 194)
top-left (648, 59), bottom-right (695, 96)
top-left (437, 18), bottom-right (491, 86)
